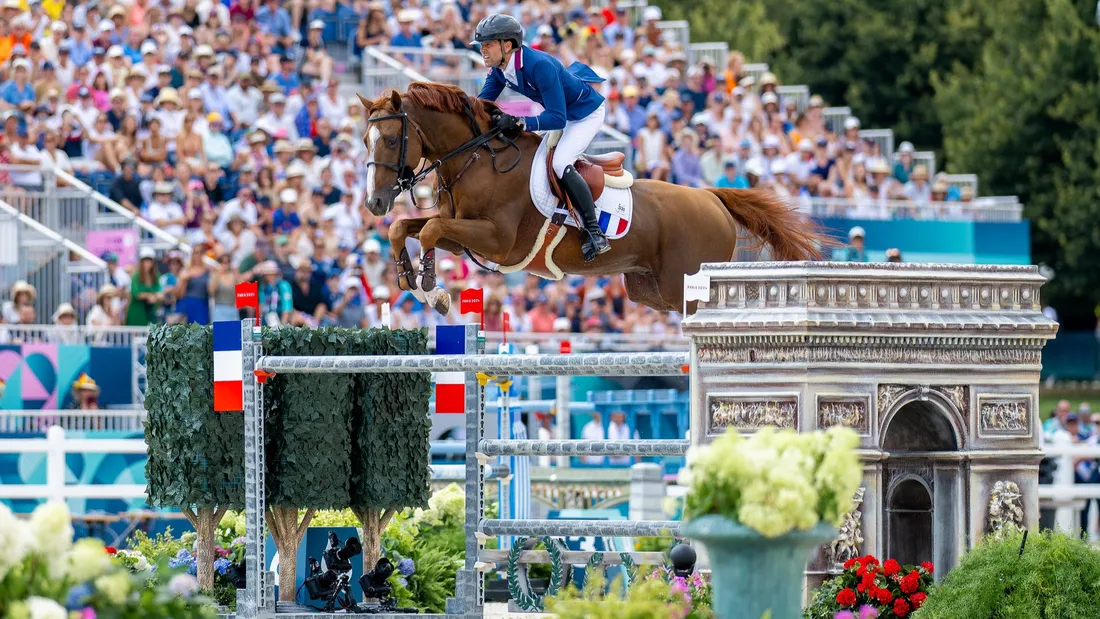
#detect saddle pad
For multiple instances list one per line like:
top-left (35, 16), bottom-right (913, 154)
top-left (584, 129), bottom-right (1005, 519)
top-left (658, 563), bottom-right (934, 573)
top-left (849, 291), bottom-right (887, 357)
top-left (530, 136), bottom-right (634, 240)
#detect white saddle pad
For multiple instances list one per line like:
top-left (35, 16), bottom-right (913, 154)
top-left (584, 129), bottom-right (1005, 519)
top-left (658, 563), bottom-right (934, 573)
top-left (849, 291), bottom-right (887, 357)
top-left (530, 136), bottom-right (634, 240)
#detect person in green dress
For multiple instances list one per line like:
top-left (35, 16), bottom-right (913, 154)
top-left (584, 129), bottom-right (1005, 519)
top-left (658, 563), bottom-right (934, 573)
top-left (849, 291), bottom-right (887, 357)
top-left (125, 247), bottom-right (164, 326)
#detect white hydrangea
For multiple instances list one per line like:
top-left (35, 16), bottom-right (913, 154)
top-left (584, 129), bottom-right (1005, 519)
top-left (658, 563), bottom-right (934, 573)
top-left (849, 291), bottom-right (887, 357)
top-left (28, 502), bottom-right (74, 574)
top-left (0, 503), bottom-right (32, 578)
top-left (168, 573), bottom-right (200, 598)
top-left (67, 538), bottom-right (114, 582)
top-left (683, 425), bottom-right (863, 537)
top-left (25, 597), bottom-right (66, 619)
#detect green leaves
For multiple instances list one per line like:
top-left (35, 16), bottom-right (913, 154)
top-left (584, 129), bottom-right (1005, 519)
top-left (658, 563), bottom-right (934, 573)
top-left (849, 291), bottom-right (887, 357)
top-left (345, 328), bottom-right (432, 512)
top-left (144, 325), bottom-right (244, 509)
top-left (935, 0), bottom-right (1100, 318)
top-left (146, 325), bottom-right (432, 514)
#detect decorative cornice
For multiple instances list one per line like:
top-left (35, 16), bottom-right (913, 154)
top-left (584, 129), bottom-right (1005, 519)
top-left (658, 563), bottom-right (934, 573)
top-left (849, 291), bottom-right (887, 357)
top-left (681, 262), bottom-right (1057, 338)
top-left (697, 343), bottom-right (1041, 366)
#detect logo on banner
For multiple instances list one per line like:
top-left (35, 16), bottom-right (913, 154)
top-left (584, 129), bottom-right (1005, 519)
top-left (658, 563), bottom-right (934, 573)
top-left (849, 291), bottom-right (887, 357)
top-left (460, 288), bottom-right (484, 314)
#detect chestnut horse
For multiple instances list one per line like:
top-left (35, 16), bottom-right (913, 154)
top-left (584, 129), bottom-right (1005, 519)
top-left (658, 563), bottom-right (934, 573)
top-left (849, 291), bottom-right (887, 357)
top-left (357, 83), bottom-right (824, 314)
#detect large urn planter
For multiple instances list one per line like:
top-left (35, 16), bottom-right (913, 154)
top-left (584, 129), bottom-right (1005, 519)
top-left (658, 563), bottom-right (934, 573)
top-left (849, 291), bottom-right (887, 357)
top-left (682, 515), bottom-right (836, 619)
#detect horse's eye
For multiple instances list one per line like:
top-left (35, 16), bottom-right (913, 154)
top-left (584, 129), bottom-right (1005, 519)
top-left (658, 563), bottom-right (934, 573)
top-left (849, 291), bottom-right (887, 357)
top-left (387, 136), bottom-right (399, 148)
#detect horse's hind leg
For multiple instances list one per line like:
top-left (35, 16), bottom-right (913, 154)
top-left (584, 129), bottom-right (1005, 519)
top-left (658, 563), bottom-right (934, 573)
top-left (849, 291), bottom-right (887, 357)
top-left (624, 272), bottom-right (667, 312)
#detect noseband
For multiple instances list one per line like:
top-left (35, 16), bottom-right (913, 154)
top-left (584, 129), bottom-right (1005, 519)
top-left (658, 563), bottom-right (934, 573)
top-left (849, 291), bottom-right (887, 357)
top-left (364, 93), bottom-right (521, 208)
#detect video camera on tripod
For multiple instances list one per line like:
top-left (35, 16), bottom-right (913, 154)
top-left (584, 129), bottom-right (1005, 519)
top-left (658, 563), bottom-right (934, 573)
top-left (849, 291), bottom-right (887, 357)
top-left (303, 532), bottom-right (363, 612)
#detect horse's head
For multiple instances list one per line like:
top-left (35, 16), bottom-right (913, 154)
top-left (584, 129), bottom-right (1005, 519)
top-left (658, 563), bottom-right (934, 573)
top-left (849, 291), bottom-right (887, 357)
top-left (357, 90), bottom-right (427, 216)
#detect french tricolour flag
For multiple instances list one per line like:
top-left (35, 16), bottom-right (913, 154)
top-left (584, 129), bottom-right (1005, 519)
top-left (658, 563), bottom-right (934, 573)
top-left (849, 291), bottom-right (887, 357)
top-left (434, 325), bottom-right (466, 414)
top-left (213, 321), bottom-right (244, 412)
top-left (598, 210), bottom-right (629, 236)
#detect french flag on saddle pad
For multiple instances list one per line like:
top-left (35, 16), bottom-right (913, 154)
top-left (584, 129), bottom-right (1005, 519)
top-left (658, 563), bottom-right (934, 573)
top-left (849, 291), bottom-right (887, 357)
top-left (434, 325), bottom-right (466, 414)
top-left (213, 321), bottom-right (244, 412)
top-left (598, 210), bottom-right (629, 236)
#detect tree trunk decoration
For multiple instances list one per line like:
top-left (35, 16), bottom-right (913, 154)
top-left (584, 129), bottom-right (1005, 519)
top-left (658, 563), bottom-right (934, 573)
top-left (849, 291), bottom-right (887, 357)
top-left (183, 506), bottom-right (228, 592)
top-left (352, 507), bottom-right (395, 573)
top-left (266, 507), bottom-right (317, 601)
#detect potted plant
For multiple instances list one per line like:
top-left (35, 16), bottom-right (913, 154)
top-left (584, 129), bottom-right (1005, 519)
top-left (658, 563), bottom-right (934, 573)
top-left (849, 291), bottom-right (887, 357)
top-left (679, 426), bottom-right (863, 619)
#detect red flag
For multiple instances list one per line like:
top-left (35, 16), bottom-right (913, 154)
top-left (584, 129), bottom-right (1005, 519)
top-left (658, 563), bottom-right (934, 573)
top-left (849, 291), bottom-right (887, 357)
top-left (502, 311), bottom-right (510, 345)
top-left (560, 340), bottom-right (572, 354)
top-left (459, 288), bottom-right (484, 314)
top-left (235, 281), bottom-right (258, 310)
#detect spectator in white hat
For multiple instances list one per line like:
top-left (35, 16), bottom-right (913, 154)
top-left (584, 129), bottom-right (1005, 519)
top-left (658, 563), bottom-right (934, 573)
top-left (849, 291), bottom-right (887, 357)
top-left (842, 226), bottom-right (867, 262)
top-left (893, 141), bottom-right (916, 184)
top-left (147, 182), bottom-right (187, 238)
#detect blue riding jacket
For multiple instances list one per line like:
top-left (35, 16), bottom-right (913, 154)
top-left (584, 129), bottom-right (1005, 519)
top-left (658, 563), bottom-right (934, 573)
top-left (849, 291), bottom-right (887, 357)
top-left (477, 45), bottom-right (605, 132)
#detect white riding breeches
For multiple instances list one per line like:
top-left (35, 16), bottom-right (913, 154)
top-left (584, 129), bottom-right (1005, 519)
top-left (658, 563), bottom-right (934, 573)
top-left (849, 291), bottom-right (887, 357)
top-left (550, 102), bottom-right (607, 178)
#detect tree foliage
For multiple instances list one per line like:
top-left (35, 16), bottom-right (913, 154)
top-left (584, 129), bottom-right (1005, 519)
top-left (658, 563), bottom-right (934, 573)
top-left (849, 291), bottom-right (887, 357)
top-left (654, 0), bottom-right (1100, 319)
top-left (935, 0), bottom-right (1100, 321)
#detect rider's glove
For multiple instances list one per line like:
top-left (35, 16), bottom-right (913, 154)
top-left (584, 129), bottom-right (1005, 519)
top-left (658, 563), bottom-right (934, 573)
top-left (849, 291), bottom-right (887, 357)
top-left (493, 112), bottom-right (523, 137)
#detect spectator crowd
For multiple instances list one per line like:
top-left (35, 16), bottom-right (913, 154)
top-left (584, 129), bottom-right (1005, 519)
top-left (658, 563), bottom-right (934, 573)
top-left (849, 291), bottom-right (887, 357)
top-left (0, 0), bottom-right (934, 335)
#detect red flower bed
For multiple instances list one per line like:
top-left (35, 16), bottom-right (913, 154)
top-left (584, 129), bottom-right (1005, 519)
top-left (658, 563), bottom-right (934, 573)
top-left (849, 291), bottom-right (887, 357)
top-left (810, 554), bottom-right (935, 619)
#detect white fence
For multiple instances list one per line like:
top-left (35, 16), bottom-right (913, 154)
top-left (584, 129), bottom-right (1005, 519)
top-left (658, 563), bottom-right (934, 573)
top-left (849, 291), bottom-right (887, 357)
top-left (804, 196), bottom-right (1022, 223)
top-left (5, 424), bottom-right (1100, 541)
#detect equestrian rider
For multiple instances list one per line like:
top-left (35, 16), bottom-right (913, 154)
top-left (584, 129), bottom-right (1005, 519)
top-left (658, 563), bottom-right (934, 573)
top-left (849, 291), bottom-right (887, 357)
top-left (472, 14), bottom-right (611, 262)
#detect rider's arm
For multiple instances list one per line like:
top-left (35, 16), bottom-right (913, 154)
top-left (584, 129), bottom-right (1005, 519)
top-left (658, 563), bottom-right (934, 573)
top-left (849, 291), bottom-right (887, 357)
top-left (477, 69), bottom-right (505, 101)
top-left (523, 61), bottom-right (567, 132)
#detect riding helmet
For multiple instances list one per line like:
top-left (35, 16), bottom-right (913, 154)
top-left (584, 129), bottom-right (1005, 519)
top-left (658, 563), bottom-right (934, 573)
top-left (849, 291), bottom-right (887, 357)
top-left (472, 14), bottom-right (523, 48)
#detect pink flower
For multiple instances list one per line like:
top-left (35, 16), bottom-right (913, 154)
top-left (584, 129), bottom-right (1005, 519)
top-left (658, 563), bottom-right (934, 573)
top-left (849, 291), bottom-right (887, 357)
top-left (670, 576), bottom-right (689, 594)
top-left (82, 608), bottom-right (97, 619)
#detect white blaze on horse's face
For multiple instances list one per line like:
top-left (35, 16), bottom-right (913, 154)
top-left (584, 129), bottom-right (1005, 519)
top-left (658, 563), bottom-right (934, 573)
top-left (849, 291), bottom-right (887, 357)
top-left (365, 124), bottom-right (381, 203)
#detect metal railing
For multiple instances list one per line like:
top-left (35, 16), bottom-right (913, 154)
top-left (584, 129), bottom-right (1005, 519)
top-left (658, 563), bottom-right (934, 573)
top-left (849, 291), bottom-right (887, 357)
top-left (945, 173), bottom-right (979, 197)
top-left (823, 106), bottom-right (852, 134)
top-left (0, 409), bottom-right (147, 433)
top-left (740, 62), bottom-right (770, 85)
top-left (0, 166), bottom-right (93, 245)
top-left (366, 46), bottom-right (485, 95)
top-left (859, 128), bottom-right (895, 159)
top-left (0, 200), bottom-right (109, 324)
top-left (688, 41), bottom-right (728, 68)
top-left (776, 84), bottom-right (810, 113)
top-left (802, 196), bottom-right (1022, 223)
top-left (656, 20), bottom-right (690, 51)
top-left (897, 151), bottom-right (938, 178)
top-left (53, 168), bottom-right (211, 263)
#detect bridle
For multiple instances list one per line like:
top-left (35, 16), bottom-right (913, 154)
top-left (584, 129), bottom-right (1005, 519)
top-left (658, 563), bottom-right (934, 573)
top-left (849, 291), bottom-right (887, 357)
top-left (364, 92), bottom-right (521, 210)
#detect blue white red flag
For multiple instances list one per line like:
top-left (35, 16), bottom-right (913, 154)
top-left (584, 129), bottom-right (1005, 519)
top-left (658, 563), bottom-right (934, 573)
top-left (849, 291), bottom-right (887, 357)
top-left (212, 321), bottom-right (243, 412)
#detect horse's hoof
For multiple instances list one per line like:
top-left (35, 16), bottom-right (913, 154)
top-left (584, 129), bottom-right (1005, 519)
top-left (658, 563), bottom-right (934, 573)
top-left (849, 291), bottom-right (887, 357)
top-left (426, 288), bottom-right (451, 315)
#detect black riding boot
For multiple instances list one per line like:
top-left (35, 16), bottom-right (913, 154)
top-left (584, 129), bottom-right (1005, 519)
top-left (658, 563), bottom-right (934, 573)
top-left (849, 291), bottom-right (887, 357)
top-left (559, 165), bottom-right (611, 262)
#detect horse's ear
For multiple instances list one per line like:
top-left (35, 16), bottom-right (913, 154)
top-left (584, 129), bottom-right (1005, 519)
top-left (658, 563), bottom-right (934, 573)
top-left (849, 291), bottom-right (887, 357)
top-left (356, 93), bottom-right (373, 111)
top-left (389, 90), bottom-right (402, 112)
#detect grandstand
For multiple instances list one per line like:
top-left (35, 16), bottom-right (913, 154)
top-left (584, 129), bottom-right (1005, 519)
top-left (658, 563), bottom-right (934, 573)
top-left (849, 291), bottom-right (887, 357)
top-left (0, 0), bottom-right (1027, 349)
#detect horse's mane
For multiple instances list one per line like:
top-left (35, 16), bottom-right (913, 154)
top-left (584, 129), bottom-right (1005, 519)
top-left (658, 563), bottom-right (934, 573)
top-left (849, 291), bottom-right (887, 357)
top-left (372, 82), bottom-right (500, 125)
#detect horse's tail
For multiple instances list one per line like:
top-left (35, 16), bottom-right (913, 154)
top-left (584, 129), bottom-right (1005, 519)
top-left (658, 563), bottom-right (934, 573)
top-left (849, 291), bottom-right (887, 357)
top-left (706, 188), bottom-right (830, 260)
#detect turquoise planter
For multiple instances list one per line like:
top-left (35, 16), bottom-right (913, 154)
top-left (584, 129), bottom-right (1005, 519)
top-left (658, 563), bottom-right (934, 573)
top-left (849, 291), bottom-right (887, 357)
top-left (681, 515), bottom-right (836, 619)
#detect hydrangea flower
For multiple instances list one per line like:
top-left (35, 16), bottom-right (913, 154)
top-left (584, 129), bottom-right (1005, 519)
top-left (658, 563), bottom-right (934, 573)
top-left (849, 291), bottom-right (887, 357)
top-left (26, 596), bottom-right (67, 619)
top-left (396, 558), bottom-right (415, 576)
top-left (214, 558), bottom-right (232, 576)
top-left (168, 574), bottom-right (200, 598)
top-left (66, 583), bottom-right (94, 610)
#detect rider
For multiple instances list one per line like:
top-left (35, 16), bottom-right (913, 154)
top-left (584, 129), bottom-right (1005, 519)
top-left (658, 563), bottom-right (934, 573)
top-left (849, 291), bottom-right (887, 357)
top-left (472, 14), bottom-right (611, 262)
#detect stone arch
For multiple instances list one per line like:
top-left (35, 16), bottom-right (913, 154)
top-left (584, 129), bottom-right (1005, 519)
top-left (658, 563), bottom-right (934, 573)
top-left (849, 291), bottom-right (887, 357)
top-left (879, 387), bottom-right (966, 451)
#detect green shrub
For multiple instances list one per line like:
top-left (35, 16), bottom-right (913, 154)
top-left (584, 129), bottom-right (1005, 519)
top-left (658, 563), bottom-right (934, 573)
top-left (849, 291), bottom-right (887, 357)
top-left (545, 571), bottom-right (701, 619)
top-left (916, 530), bottom-right (1100, 618)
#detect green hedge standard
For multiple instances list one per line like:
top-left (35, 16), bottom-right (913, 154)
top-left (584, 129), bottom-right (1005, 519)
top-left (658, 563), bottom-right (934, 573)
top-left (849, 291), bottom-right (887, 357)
top-left (144, 324), bottom-right (432, 513)
top-left (145, 324), bottom-right (245, 509)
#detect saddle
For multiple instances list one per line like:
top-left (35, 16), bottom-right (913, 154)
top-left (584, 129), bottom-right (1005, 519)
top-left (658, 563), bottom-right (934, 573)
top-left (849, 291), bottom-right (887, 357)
top-left (544, 131), bottom-right (633, 203)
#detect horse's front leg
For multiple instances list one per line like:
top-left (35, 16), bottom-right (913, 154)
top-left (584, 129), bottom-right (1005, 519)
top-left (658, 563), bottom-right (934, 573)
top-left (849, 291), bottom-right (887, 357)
top-left (388, 216), bottom-right (436, 301)
top-left (417, 217), bottom-right (515, 315)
